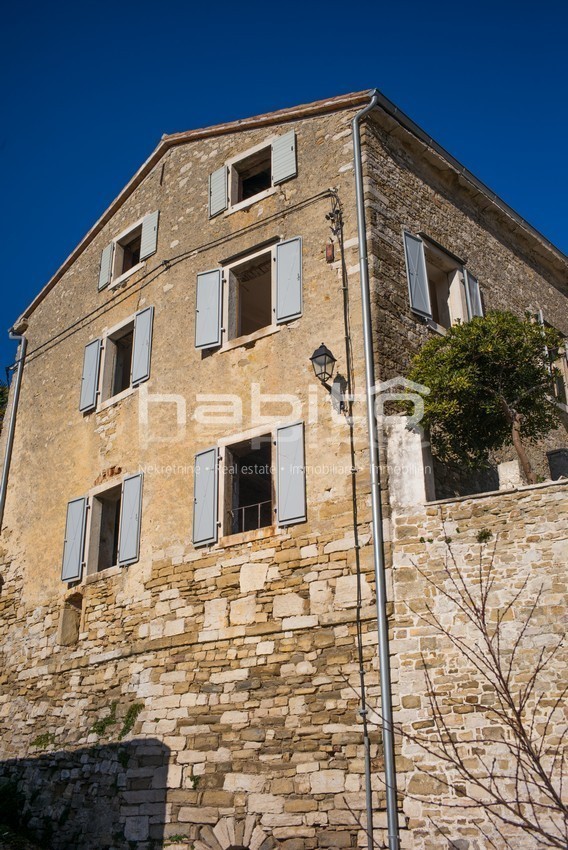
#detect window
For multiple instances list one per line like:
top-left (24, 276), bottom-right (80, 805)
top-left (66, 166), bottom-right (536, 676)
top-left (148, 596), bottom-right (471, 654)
top-left (403, 231), bottom-right (483, 330)
top-left (114, 225), bottom-right (142, 278)
top-left (552, 343), bottom-right (568, 405)
top-left (195, 238), bottom-right (302, 351)
top-left (192, 423), bottom-right (306, 547)
top-left (227, 247), bottom-right (273, 340)
top-left (232, 147), bottom-right (272, 203)
top-left (61, 474), bottom-right (144, 583)
top-left (98, 211), bottom-right (159, 290)
top-left (88, 483), bottom-right (122, 572)
top-left (79, 307), bottom-right (154, 413)
top-left (209, 131), bottom-right (297, 217)
top-left (224, 435), bottom-right (273, 535)
top-left (101, 320), bottom-right (135, 400)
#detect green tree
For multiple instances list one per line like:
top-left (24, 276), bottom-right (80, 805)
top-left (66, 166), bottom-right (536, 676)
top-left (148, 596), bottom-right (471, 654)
top-left (408, 311), bottom-right (563, 484)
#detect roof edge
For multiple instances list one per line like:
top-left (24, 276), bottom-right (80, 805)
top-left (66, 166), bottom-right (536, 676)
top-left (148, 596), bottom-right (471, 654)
top-left (16, 88), bottom-right (567, 326)
top-left (365, 89), bottom-right (568, 270)
top-left (17, 91), bottom-right (371, 324)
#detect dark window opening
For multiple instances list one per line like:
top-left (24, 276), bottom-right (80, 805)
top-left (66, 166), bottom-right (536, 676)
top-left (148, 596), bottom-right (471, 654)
top-left (118, 229), bottom-right (142, 275)
top-left (225, 437), bottom-right (272, 535)
top-left (112, 329), bottom-right (134, 395)
top-left (102, 322), bottom-right (134, 401)
top-left (234, 148), bottom-right (272, 202)
top-left (91, 485), bottom-right (122, 572)
top-left (426, 263), bottom-right (451, 328)
top-left (230, 253), bottom-right (272, 338)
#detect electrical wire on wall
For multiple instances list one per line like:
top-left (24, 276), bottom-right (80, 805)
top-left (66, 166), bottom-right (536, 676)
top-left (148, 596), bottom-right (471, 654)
top-left (21, 189), bottom-right (339, 368)
top-left (328, 191), bottom-right (376, 848)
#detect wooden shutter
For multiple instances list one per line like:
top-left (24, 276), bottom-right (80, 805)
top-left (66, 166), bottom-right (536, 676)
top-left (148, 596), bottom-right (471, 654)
top-left (209, 166), bottom-right (228, 217)
top-left (98, 243), bottom-right (114, 290)
top-left (195, 269), bottom-right (222, 349)
top-left (276, 422), bottom-right (306, 527)
top-left (272, 131), bottom-right (297, 185)
top-left (193, 448), bottom-right (218, 546)
top-left (275, 238), bottom-right (302, 323)
top-left (403, 232), bottom-right (432, 318)
top-left (61, 497), bottom-right (87, 582)
top-left (117, 474), bottom-right (143, 566)
top-left (140, 211), bottom-right (159, 260)
top-left (464, 270), bottom-right (483, 318)
top-left (79, 339), bottom-right (101, 413)
top-left (131, 307), bottom-right (154, 386)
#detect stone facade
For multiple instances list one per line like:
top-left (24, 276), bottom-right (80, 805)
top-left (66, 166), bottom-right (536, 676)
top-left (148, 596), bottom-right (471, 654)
top-left (0, 91), bottom-right (567, 849)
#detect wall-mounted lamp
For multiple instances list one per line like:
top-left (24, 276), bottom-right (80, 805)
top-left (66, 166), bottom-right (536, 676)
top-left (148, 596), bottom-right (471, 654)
top-left (310, 343), bottom-right (337, 387)
top-left (310, 343), bottom-right (348, 415)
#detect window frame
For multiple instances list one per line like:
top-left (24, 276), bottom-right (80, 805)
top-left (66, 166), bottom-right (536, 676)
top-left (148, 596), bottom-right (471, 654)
top-left (225, 137), bottom-right (279, 214)
top-left (221, 242), bottom-right (279, 351)
top-left (422, 240), bottom-right (469, 333)
top-left (84, 479), bottom-right (123, 577)
top-left (106, 218), bottom-right (146, 290)
top-left (97, 314), bottom-right (138, 410)
top-left (217, 424), bottom-right (276, 546)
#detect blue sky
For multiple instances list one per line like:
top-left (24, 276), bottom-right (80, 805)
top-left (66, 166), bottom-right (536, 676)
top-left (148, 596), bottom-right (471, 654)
top-left (1, 0), bottom-right (566, 372)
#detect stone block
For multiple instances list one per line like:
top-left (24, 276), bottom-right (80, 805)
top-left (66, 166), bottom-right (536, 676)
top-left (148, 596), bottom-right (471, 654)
top-left (240, 563), bottom-right (269, 592)
top-left (273, 593), bottom-right (305, 618)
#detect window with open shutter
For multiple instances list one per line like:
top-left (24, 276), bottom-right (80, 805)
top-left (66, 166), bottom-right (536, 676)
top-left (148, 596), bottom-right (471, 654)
top-left (117, 473), bottom-right (143, 566)
top-left (98, 243), bottom-right (114, 290)
top-left (403, 232), bottom-right (432, 318)
top-left (209, 166), bottom-right (228, 217)
top-left (195, 269), bottom-right (223, 349)
top-left (140, 211), bottom-right (159, 260)
top-left (464, 270), bottom-right (483, 318)
top-left (272, 131), bottom-right (297, 185)
top-left (61, 497), bottom-right (87, 582)
top-left (131, 307), bottom-right (154, 386)
top-left (276, 237), bottom-right (302, 323)
top-left (276, 422), bottom-right (306, 527)
top-left (193, 448), bottom-right (218, 546)
top-left (79, 339), bottom-right (102, 413)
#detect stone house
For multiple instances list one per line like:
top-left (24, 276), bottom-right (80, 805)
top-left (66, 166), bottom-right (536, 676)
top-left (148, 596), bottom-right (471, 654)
top-left (0, 89), bottom-right (566, 850)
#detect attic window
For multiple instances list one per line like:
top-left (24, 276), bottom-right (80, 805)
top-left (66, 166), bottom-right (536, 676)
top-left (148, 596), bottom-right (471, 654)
top-left (115, 226), bottom-right (142, 277)
top-left (233, 147), bottom-right (272, 202)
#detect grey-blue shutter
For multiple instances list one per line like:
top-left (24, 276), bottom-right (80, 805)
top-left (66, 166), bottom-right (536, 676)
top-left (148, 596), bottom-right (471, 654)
top-left (79, 339), bottom-right (101, 413)
top-left (209, 166), bottom-right (228, 217)
top-left (464, 270), bottom-right (483, 318)
top-left (193, 448), bottom-right (218, 546)
top-left (403, 232), bottom-right (432, 318)
top-left (140, 211), bottom-right (159, 260)
top-left (272, 131), bottom-right (297, 185)
top-left (98, 243), bottom-right (113, 290)
top-left (131, 307), bottom-right (154, 386)
top-left (195, 269), bottom-right (222, 349)
top-left (61, 497), bottom-right (87, 582)
top-left (276, 422), bottom-right (306, 527)
top-left (275, 238), bottom-right (302, 323)
top-left (118, 473), bottom-right (143, 566)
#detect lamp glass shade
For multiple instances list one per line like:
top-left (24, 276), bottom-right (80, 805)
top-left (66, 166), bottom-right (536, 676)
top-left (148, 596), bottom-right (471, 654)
top-left (310, 343), bottom-right (336, 383)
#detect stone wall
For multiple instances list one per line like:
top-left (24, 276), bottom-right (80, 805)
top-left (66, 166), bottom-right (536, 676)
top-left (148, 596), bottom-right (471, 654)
top-left (391, 479), bottom-right (568, 849)
top-left (1, 97), bottom-right (567, 850)
top-left (362, 114), bottom-right (568, 492)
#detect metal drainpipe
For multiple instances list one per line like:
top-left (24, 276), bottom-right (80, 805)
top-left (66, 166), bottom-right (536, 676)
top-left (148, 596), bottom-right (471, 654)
top-left (352, 90), bottom-right (400, 850)
top-left (0, 330), bottom-right (28, 530)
